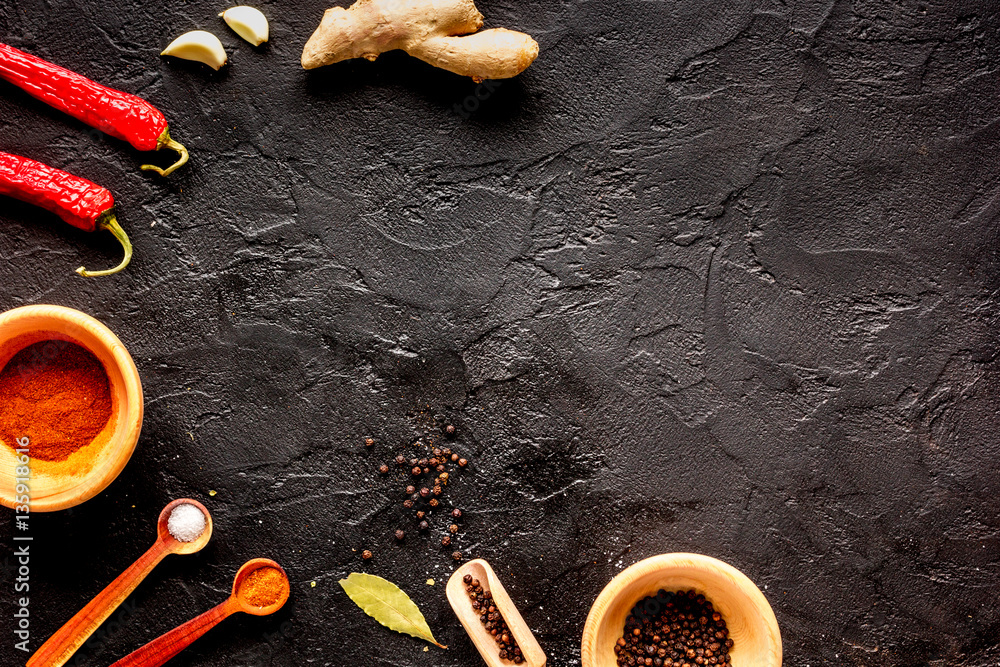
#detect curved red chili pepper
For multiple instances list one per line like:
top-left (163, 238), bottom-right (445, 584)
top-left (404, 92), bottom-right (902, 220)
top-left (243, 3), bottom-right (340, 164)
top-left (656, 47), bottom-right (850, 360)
top-left (0, 43), bottom-right (188, 176)
top-left (0, 151), bottom-right (132, 276)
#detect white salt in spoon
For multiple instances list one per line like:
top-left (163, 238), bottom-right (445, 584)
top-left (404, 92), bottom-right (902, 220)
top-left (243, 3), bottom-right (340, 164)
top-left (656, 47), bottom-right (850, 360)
top-left (28, 499), bottom-right (213, 667)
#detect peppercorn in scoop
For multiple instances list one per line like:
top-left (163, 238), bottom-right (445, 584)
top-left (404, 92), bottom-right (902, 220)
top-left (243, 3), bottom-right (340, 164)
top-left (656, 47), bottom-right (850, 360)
top-left (615, 589), bottom-right (733, 667)
top-left (464, 573), bottom-right (524, 664)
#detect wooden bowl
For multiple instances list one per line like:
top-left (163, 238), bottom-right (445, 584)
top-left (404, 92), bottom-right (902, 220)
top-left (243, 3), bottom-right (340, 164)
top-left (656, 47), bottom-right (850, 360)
top-left (581, 553), bottom-right (781, 667)
top-left (0, 305), bottom-right (143, 512)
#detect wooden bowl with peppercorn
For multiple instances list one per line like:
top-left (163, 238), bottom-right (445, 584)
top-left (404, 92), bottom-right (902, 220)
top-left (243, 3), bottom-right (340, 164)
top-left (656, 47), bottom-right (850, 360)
top-left (581, 553), bottom-right (781, 667)
top-left (0, 305), bottom-right (143, 512)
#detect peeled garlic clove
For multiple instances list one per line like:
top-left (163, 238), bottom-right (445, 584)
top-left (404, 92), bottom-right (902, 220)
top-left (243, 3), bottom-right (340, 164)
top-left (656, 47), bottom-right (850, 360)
top-left (161, 30), bottom-right (228, 70)
top-left (220, 6), bottom-right (269, 46)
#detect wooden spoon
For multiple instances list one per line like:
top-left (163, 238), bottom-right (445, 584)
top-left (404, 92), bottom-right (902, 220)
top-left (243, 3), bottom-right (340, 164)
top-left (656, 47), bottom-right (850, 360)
top-left (108, 558), bottom-right (290, 667)
top-left (28, 499), bottom-right (213, 667)
top-left (447, 558), bottom-right (546, 667)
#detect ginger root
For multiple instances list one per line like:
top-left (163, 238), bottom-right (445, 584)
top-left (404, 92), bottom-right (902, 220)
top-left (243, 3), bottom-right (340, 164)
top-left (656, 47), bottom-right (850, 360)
top-left (301, 0), bottom-right (539, 82)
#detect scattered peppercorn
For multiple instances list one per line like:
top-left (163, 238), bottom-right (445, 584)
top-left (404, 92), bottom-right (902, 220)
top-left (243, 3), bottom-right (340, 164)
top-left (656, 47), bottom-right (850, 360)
top-left (362, 549), bottom-right (373, 560)
top-left (445, 424), bottom-right (456, 436)
top-left (452, 550), bottom-right (463, 561)
top-left (374, 424), bottom-right (474, 561)
top-left (466, 575), bottom-right (522, 663)
top-left (451, 508), bottom-right (463, 519)
top-left (615, 589), bottom-right (732, 667)
top-left (449, 524), bottom-right (459, 533)
top-left (365, 438), bottom-right (374, 447)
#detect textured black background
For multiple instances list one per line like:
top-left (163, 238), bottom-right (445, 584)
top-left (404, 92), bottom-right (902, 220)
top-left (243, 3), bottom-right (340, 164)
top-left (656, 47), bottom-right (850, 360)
top-left (1, 0), bottom-right (999, 665)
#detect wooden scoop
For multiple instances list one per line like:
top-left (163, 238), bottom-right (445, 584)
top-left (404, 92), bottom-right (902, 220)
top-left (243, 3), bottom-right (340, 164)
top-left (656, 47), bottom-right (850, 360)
top-left (28, 499), bottom-right (213, 667)
top-left (447, 558), bottom-right (546, 667)
top-left (108, 558), bottom-right (290, 667)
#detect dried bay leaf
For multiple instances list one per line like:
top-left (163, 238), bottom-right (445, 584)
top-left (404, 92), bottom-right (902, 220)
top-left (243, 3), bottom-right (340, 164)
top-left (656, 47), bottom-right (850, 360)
top-left (340, 572), bottom-right (447, 648)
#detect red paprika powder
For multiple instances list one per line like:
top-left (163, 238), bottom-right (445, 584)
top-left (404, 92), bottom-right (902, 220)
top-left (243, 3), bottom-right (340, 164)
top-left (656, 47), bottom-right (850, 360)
top-left (0, 340), bottom-right (114, 462)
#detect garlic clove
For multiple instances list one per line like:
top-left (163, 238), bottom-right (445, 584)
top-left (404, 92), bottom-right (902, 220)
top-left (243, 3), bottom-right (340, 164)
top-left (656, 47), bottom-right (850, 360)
top-left (220, 6), bottom-right (269, 46)
top-left (161, 30), bottom-right (228, 70)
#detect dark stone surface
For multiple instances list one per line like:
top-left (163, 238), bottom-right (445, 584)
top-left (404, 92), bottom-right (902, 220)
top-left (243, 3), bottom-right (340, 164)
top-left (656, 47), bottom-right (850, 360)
top-left (1, 0), bottom-right (999, 665)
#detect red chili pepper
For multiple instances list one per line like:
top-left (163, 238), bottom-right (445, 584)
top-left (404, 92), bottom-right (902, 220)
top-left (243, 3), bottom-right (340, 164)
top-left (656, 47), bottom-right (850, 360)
top-left (0, 42), bottom-right (188, 176)
top-left (0, 151), bottom-right (132, 276)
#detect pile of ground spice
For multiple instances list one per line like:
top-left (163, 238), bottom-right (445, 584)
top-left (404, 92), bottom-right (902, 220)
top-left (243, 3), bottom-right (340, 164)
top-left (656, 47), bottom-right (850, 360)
top-left (240, 566), bottom-right (287, 608)
top-left (0, 340), bottom-right (114, 462)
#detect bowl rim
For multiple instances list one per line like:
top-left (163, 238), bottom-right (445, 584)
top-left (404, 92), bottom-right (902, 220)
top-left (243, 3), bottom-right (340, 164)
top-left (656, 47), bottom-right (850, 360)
top-left (581, 552), bottom-right (782, 667)
top-left (0, 304), bottom-right (143, 511)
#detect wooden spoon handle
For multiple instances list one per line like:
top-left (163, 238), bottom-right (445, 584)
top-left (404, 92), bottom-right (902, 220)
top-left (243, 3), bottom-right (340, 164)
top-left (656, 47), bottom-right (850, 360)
top-left (27, 540), bottom-right (170, 667)
top-left (108, 599), bottom-right (237, 667)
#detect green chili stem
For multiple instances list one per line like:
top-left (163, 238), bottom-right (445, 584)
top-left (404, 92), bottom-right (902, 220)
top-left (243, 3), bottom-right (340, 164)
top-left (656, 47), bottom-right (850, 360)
top-left (76, 215), bottom-right (133, 277)
top-left (141, 130), bottom-right (189, 177)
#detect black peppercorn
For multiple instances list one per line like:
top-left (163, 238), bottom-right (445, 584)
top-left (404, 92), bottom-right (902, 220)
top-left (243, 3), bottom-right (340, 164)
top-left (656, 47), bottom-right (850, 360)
top-left (449, 523), bottom-right (459, 533)
top-left (442, 535), bottom-right (452, 546)
top-left (452, 550), bottom-right (462, 561)
top-left (395, 455), bottom-right (406, 465)
top-left (458, 458), bottom-right (468, 467)
top-left (378, 464), bottom-right (389, 474)
top-left (362, 549), bottom-right (372, 560)
top-left (365, 438), bottom-right (374, 447)
top-left (445, 424), bottom-right (456, 436)
top-left (418, 458), bottom-right (429, 467)
top-left (394, 529), bottom-right (405, 540)
top-left (419, 487), bottom-right (431, 498)
top-left (411, 466), bottom-right (422, 476)
top-left (432, 485), bottom-right (443, 496)
top-left (416, 511), bottom-right (426, 519)
top-left (419, 520), bottom-right (429, 531)
top-left (463, 574), bottom-right (472, 584)
top-left (406, 485), bottom-right (416, 494)
top-left (615, 590), bottom-right (731, 667)
top-left (436, 464), bottom-right (446, 472)
top-left (403, 499), bottom-right (414, 509)
top-left (429, 498), bottom-right (439, 507)
top-left (450, 453), bottom-right (459, 462)
top-left (451, 508), bottom-right (462, 519)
